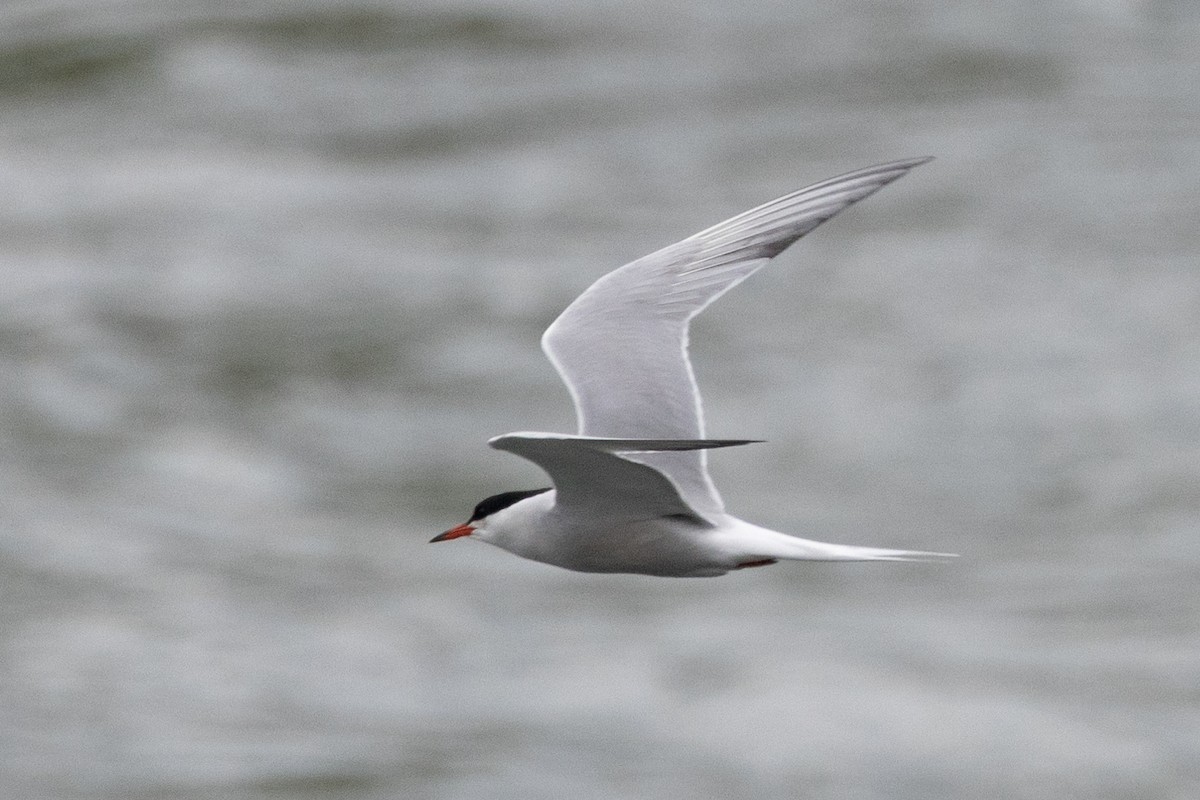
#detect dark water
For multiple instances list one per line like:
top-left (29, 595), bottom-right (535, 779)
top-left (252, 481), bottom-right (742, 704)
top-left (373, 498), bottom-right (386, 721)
top-left (2, 1), bottom-right (1198, 798)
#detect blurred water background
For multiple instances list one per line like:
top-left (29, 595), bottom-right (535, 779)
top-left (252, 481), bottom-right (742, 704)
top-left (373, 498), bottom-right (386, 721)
top-left (2, 1), bottom-right (1198, 798)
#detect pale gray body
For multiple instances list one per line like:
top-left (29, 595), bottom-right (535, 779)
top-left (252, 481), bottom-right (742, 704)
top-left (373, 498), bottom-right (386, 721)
top-left (469, 483), bottom-right (942, 577)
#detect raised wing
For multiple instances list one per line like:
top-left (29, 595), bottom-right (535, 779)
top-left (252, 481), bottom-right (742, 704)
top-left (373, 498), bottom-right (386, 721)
top-left (541, 157), bottom-right (931, 517)
top-left (489, 432), bottom-right (758, 523)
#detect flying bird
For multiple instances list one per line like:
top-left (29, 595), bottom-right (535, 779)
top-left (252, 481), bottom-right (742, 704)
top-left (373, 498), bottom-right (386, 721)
top-left (433, 157), bottom-right (953, 576)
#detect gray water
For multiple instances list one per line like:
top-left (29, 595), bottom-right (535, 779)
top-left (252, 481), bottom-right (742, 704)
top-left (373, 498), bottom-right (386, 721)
top-left (2, 1), bottom-right (1198, 798)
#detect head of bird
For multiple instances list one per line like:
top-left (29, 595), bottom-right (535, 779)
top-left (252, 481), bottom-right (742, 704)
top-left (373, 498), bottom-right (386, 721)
top-left (432, 487), bottom-right (551, 544)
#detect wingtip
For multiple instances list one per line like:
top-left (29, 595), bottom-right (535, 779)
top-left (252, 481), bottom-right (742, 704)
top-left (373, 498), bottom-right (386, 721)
top-left (874, 155), bottom-right (935, 178)
top-left (847, 156), bottom-right (933, 184)
top-left (887, 155), bottom-right (934, 169)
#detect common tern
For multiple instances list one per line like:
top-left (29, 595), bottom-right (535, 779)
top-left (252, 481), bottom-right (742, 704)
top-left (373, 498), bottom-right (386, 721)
top-left (434, 157), bottom-right (953, 576)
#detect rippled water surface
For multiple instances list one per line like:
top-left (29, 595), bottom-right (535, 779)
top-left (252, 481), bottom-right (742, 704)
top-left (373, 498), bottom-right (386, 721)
top-left (2, 1), bottom-right (1199, 798)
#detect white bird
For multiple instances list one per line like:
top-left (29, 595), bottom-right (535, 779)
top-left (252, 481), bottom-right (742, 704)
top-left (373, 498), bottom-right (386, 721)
top-left (433, 157), bottom-right (954, 576)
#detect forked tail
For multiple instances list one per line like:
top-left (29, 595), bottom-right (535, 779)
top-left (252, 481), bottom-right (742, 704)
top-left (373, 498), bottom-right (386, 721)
top-left (788, 542), bottom-right (959, 563)
top-left (730, 522), bottom-right (957, 564)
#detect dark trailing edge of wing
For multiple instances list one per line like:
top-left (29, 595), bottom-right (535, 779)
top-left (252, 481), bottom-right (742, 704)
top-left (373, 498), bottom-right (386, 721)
top-left (488, 432), bottom-right (764, 453)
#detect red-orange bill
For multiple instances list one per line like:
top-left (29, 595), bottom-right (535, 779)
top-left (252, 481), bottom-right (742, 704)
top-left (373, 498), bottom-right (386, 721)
top-left (430, 523), bottom-right (474, 543)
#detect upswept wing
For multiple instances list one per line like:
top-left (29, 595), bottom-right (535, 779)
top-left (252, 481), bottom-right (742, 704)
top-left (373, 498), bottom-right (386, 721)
top-left (489, 432), bottom-right (758, 523)
top-left (540, 157), bottom-right (931, 518)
